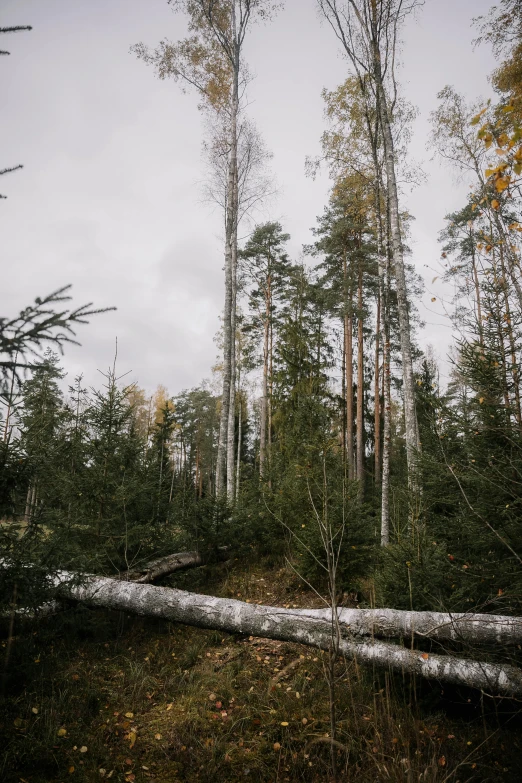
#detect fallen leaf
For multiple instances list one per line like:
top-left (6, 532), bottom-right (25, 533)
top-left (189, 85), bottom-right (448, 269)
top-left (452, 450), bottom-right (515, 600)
top-left (31, 707), bottom-right (38, 714)
top-left (68, 766), bottom-right (75, 774)
top-left (438, 756), bottom-right (446, 767)
top-left (125, 712), bottom-right (134, 719)
top-left (155, 733), bottom-right (162, 740)
top-left (79, 746), bottom-right (88, 753)
top-left (421, 653), bottom-right (429, 660)
top-left (280, 721), bottom-right (289, 726)
top-left (57, 728), bottom-right (67, 737)
top-left (128, 732), bottom-right (137, 749)
top-left (273, 742), bottom-right (281, 751)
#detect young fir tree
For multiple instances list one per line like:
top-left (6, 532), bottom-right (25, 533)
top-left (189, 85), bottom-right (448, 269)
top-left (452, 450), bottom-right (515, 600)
top-left (18, 350), bottom-right (67, 528)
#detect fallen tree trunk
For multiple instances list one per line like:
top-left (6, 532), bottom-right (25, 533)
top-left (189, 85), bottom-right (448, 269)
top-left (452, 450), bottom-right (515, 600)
top-left (309, 607), bottom-right (522, 646)
top-left (53, 571), bottom-right (522, 697)
top-left (4, 556), bottom-right (522, 645)
top-left (121, 548), bottom-right (229, 583)
top-left (122, 551), bottom-right (205, 583)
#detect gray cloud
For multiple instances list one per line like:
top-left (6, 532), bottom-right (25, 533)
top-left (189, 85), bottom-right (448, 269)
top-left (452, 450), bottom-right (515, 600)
top-left (2, 0), bottom-right (497, 394)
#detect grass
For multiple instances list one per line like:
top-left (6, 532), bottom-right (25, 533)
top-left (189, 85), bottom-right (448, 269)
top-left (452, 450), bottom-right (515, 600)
top-left (1, 561), bottom-right (522, 782)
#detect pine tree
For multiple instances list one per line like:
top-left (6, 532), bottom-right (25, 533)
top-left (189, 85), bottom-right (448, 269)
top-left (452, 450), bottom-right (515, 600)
top-left (240, 222), bottom-right (292, 478)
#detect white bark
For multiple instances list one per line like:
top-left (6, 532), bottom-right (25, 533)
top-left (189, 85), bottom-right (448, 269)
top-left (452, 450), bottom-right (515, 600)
top-left (377, 84), bottom-right (421, 484)
top-left (380, 259), bottom-right (391, 545)
top-left (51, 573), bottom-right (522, 696)
top-left (215, 9), bottom-right (240, 499)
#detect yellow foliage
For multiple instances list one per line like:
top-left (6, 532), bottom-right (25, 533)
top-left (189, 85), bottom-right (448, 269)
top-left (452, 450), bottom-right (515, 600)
top-left (495, 176), bottom-right (511, 192)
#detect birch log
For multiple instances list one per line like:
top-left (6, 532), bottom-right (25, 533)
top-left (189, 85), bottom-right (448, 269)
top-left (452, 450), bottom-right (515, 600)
top-left (51, 572), bottom-right (522, 697)
top-left (121, 549), bottom-right (228, 584)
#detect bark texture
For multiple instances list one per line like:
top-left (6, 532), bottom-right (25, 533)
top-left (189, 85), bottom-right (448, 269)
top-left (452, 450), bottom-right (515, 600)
top-left (121, 548), bottom-right (230, 584)
top-left (356, 252), bottom-right (364, 498)
top-left (122, 551), bottom-right (206, 584)
top-left (50, 572), bottom-right (522, 697)
top-left (377, 82), bottom-right (420, 484)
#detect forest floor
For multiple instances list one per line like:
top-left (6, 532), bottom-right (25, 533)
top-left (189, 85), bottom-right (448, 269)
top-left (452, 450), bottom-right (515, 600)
top-left (1, 560), bottom-right (522, 783)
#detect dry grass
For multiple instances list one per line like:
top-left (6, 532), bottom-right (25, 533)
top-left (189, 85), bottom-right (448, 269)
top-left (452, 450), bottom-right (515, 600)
top-left (1, 562), bottom-right (521, 782)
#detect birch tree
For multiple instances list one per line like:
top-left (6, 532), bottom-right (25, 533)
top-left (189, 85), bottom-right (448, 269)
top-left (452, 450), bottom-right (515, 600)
top-left (132, 0), bottom-right (277, 501)
top-left (317, 0), bottom-right (422, 491)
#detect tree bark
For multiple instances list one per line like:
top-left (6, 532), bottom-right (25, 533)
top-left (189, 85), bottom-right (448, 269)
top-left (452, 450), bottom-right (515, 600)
top-left (226, 237), bottom-right (238, 501)
top-left (499, 242), bottom-right (522, 425)
top-left (217, 15), bottom-right (240, 499)
top-left (121, 551), bottom-right (208, 584)
top-left (374, 61), bottom-right (421, 489)
top-left (356, 249), bottom-right (364, 499)
top-left (374, 289), bottom-right (381, 485)
top-left (344, 254), bottom-right (354, 481)
top-left (51, 573), bottom-right (522, 696)
top-left (259, 283), bottom-right (270, 477)
top-left (236, 385), bottom-right (242, 500)
top-left (380, 257), bottom-right (391, 545)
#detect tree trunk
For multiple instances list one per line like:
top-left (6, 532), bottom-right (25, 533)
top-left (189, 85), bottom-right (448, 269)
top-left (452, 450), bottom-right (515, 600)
top-left (380, 256), bottom-right (391, 546)
top-left (344, 263), bottom-right (354, 481)
top-left (236, 387), bottom-right (242, 500)
top-left (268, 312), bottom-right (273, 489)
top-left (374, 289), bottom-right (381, 485)
top-left (499, 243), bottom-right (522, 425)
top-left (259, 295), bottom-right (269, 477)
top-left (216, 31), bottom-right (240, 499)
top-left (356, 250), bottom-right (364, 499)
top-left (52, 572), bottom-right (522, 696)
top-left (122, 552), bottom-right (206, 583)
top-left (492, 248), bottom-right (512, 416)
top-left (471, 239), bottom-right (484, 349)
top-left (120, 549), bottom-right (229, 584)
top-left (226, 237), bottom-right (238, 501)
top-left (375, 66), bottom-right (420, 489)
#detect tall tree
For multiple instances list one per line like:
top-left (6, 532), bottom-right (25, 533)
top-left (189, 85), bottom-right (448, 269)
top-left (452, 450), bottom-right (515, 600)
top-left (240, 222), bottom-right (291, 477)
top-left (317, 0), bottom-right (422, 492)
top-left (132, 0), bottom-right (277, 501)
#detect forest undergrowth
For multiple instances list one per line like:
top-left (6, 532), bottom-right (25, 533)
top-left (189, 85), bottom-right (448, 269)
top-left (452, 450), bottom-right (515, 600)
top-left (2, 560), bottom-right (522, 783)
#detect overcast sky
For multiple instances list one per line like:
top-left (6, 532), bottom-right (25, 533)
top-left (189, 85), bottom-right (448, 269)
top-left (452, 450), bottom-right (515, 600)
top-left (2, 0), bottom-right (497, 396)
